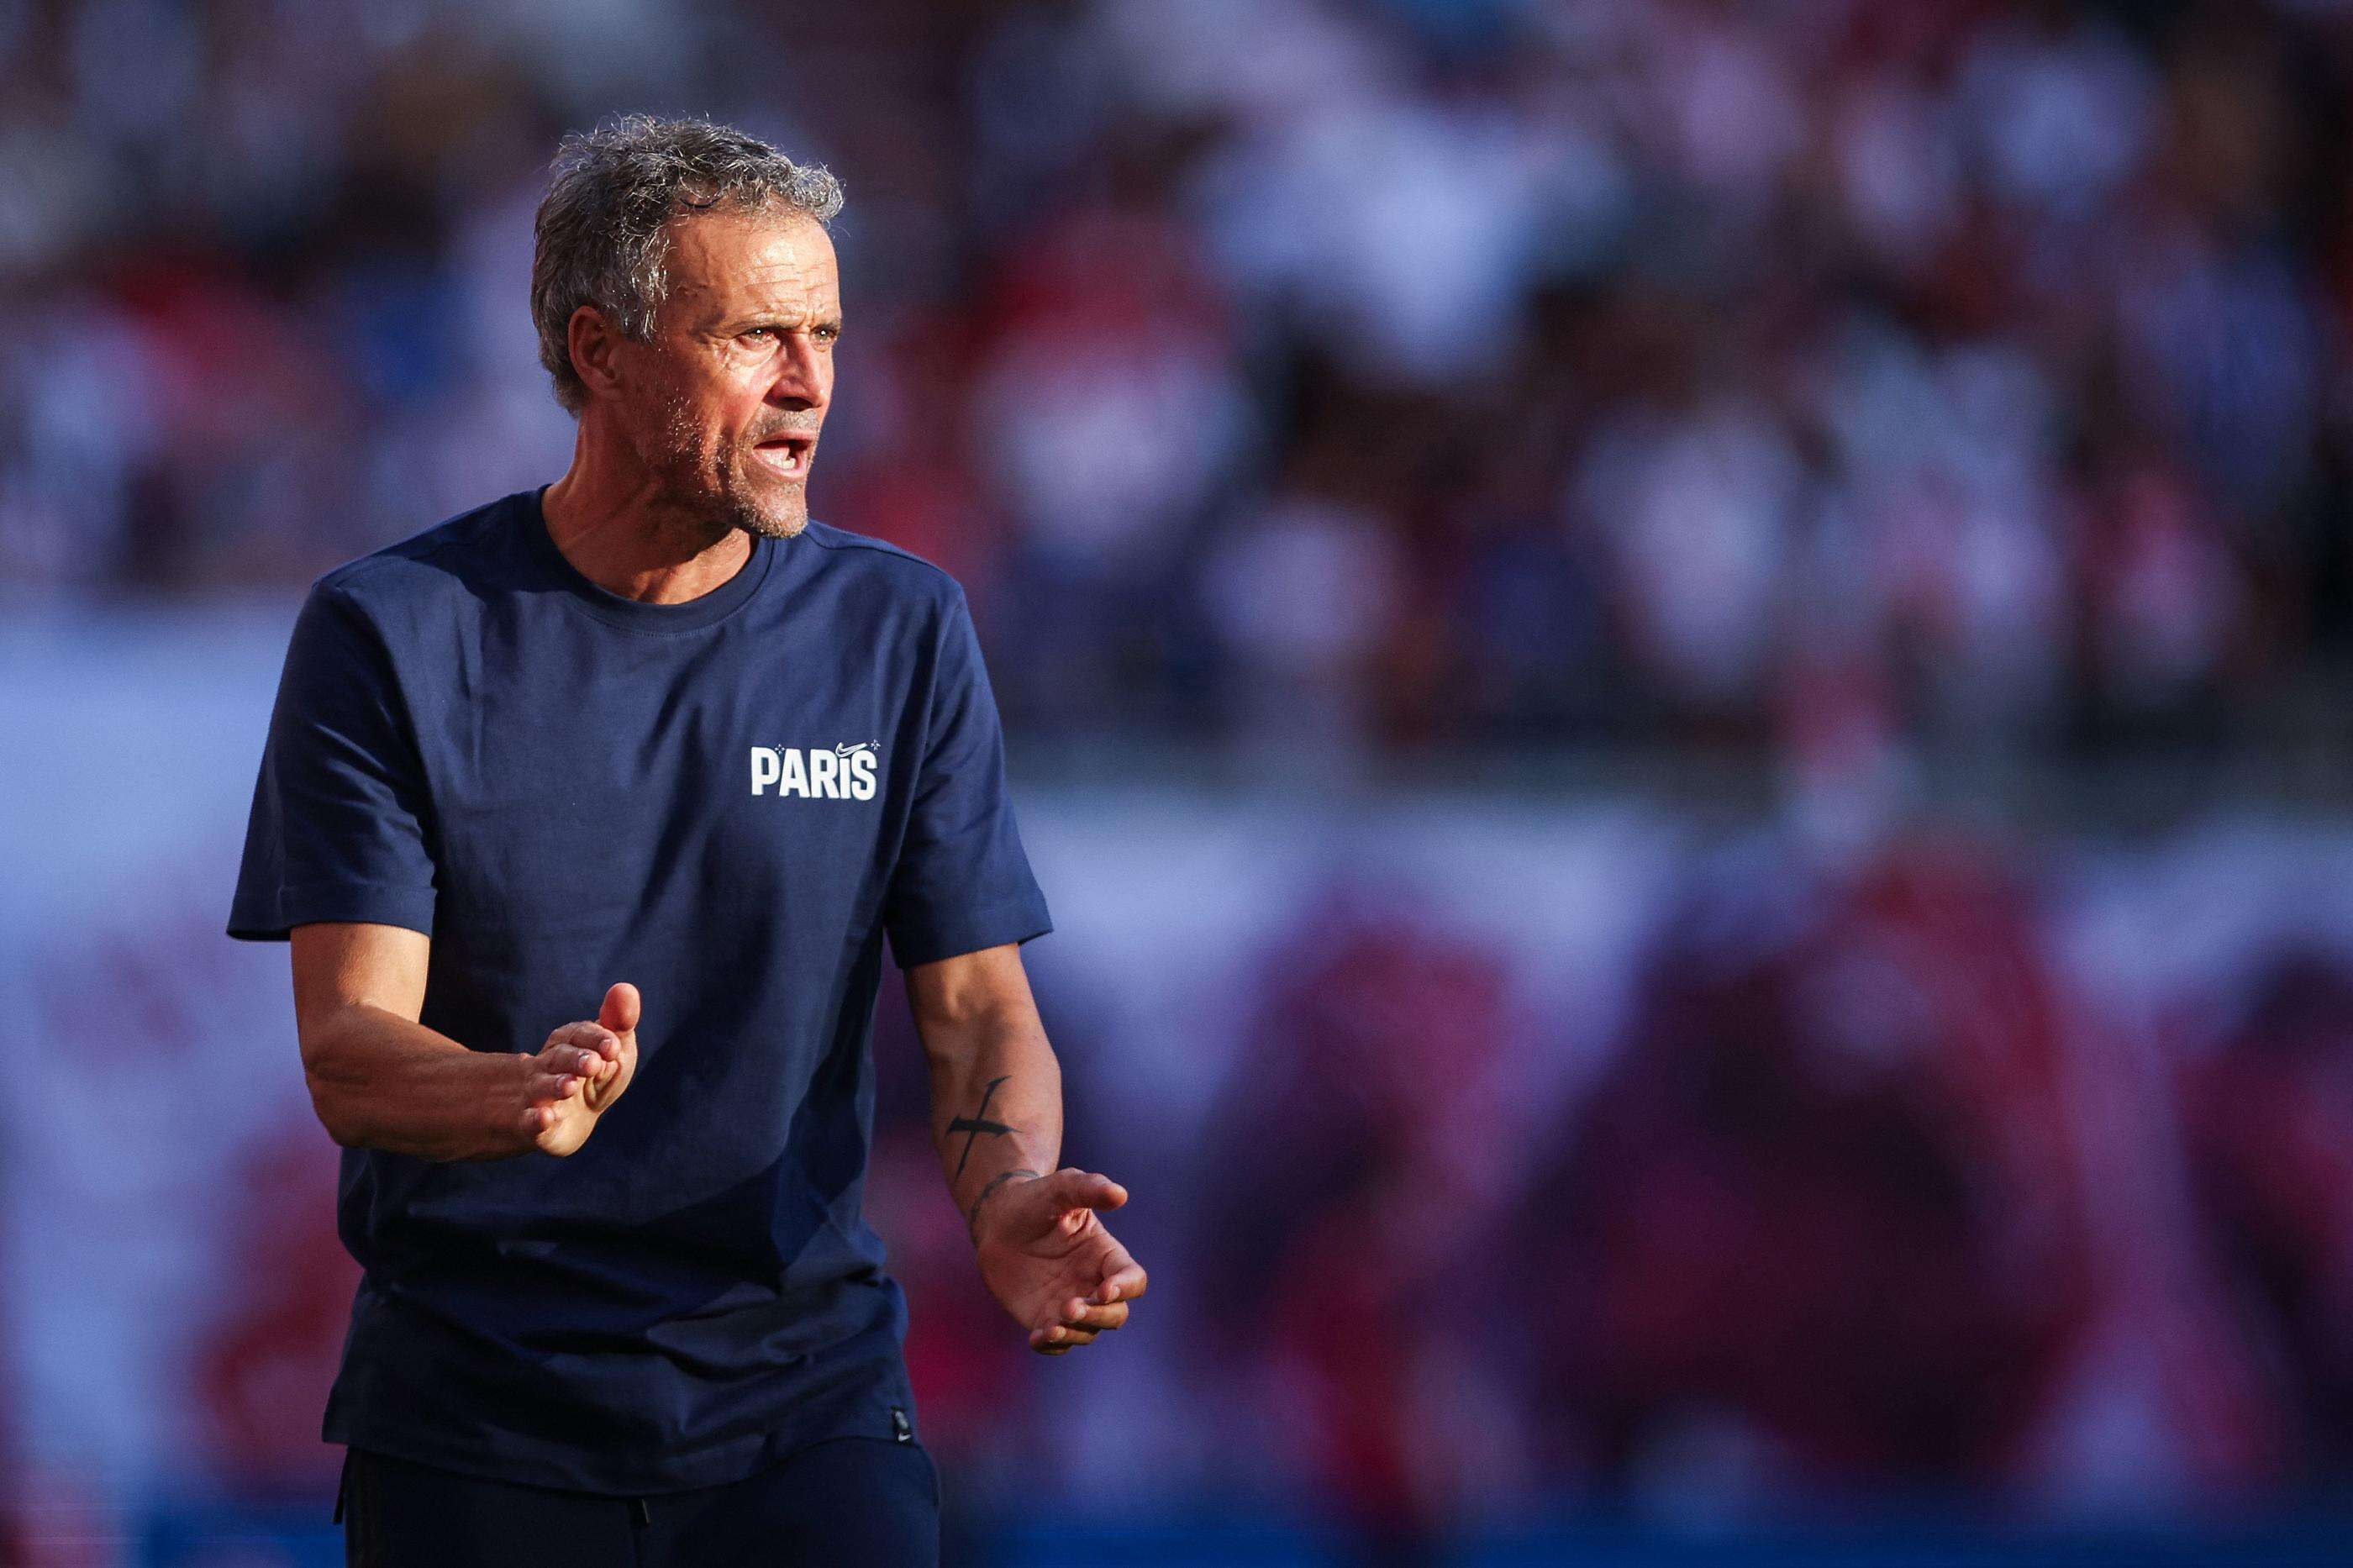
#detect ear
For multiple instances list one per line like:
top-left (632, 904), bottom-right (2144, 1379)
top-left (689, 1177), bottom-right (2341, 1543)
top-left (566, 303), bottom-right (628, 404)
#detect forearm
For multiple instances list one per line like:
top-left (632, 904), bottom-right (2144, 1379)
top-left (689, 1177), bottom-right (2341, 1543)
top-left (304, 1003), bottom-right (534, 1162)
top-left (923, 1006), bottom-right (1063, 1242)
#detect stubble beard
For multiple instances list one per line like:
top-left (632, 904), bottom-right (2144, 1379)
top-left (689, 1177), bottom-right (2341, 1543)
top-left (645, 390), bottom-right (810, 544)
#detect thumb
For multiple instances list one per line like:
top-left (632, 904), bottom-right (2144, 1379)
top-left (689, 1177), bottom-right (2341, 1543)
top-left (1046, 1168), bottom-right (1127, 1213)
top-left (599, 981), bottom-right (640, 1037)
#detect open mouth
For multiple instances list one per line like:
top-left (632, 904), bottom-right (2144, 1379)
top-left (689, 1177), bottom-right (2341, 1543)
top-left (752, 434), bottom-right (816, 480)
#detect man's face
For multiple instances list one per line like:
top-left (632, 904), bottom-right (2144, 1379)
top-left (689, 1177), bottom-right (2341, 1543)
top-left (616, 205), bottom-right (840, 540)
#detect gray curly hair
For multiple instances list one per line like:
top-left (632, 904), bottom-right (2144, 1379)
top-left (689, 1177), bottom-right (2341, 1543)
top-left (530, 113), bottom-right (845, 413)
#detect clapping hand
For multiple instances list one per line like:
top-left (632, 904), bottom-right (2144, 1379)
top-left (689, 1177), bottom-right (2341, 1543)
top-left (519, 981), bottom-right (640, 1155)
top-left (971, 1168), bottom-right (1149, 1354)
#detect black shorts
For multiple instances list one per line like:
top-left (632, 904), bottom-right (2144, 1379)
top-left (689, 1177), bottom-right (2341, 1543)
top-left (334, 1437), bottom-right (941, 1567)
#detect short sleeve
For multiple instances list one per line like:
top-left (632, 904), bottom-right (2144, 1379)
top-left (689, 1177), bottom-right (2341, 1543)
top-left (226, 581), bottom-right (440, 942)
top-left (881, 587), bottom-right (1052, 968)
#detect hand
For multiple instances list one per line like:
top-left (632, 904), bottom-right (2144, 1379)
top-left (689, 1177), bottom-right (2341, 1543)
top-left (971, 1167), bottom-right (1150, 1355)
top-left (518, 982), bottom-right (640, 1156)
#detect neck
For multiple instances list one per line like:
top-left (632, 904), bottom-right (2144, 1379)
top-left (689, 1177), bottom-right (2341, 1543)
top-left (540, 418), bottom-right (753, 605)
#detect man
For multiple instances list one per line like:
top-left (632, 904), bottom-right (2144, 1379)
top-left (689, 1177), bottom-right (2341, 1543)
top-left (225, 113), bottom-right (1145, 1566)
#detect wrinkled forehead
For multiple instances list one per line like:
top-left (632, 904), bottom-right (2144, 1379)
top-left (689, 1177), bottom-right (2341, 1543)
top-left (657, 204), bottom-right (840, 327)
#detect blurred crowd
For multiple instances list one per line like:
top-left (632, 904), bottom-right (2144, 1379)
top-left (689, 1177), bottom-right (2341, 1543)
top-left (3, 0), bottom-right (2349, 763)
top-left (597, 817), bottom-right (2353, 1545)
top-left (904, 823), bottom-right (2353, 1544)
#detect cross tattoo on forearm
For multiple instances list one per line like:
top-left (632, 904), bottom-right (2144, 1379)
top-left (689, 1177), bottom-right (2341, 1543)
top-left (948, 1075), bottom-right (1014, 1179)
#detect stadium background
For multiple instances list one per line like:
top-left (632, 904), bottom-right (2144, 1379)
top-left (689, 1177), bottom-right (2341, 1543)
top-left (5, 0), bottom-right (2353, 1562)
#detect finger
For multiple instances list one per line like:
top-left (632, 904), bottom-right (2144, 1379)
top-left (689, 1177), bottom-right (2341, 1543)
top-left (542, 1044), bottom-right (602, 1078)
top-left (1059, 1297), bottom-right (1129, 1332)
top-left (555, 1025), bottom-right (622, 1063)
top-left (1093, 1257), bottom-right (1148, 1305)
top-left (1033, 1323), bottom-right (1097, 1350)
top-left (600, 982), bottom-right (641, 1037)
top-left (1045, 1168), bottom-right (1127, 1213)
top-left (529, 1071), bottom-right (582, 1102)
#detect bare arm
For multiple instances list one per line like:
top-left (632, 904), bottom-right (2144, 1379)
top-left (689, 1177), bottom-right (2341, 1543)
top-left (903, 942), bottom-right (1063, 1239)
top-left (904, 944), bottom-right (1148, 1353)
top-left (290, 922), bottom-right (638, 1161)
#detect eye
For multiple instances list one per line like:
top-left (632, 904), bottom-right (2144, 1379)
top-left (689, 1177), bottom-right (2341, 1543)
top-left (814, 325), bottom-right (840, 345)
top-left (741, 327), bottom-right (776, 343)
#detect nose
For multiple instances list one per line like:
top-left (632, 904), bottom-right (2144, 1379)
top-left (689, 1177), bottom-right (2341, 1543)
top-left (766, 332), bottom-right (828, 413)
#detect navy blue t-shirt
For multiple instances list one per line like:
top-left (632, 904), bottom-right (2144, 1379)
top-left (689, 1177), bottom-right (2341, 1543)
top-left (226, 485), bottom-right (1051, 1493)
